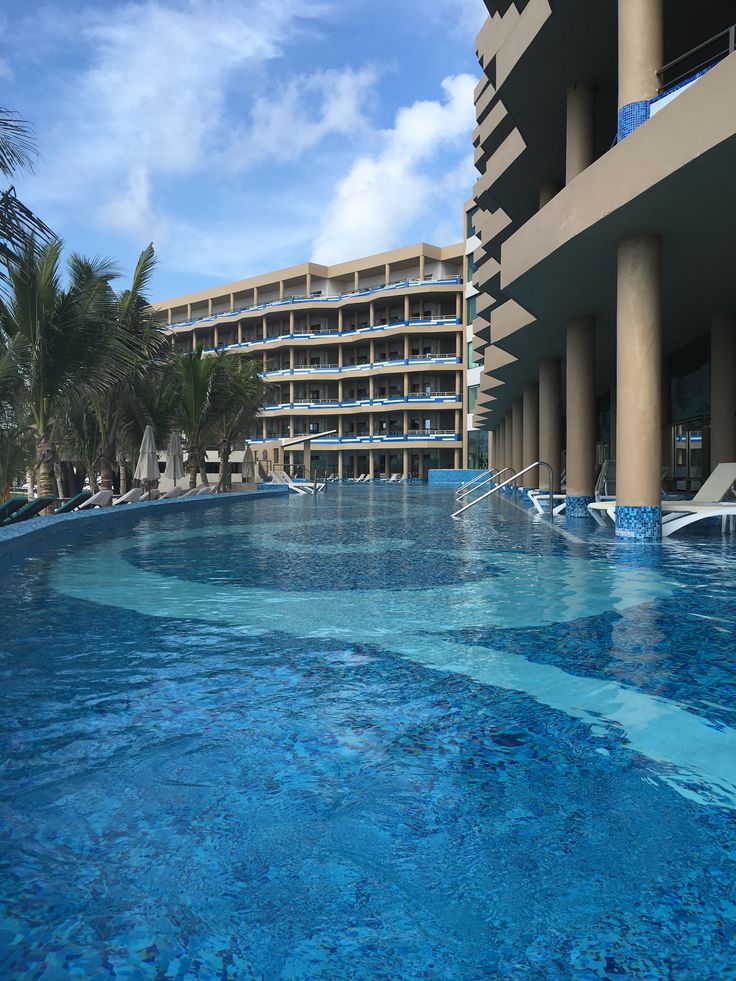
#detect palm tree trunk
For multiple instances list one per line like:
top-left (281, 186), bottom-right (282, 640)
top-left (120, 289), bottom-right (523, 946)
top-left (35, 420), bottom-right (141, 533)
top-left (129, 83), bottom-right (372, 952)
top-left (35, 431), bottom-right (56, 504)
top-left (25, 467), bottom-right (35, 500)
top-left (117, 447), bottom-right (128, 495)
top-left (218, 440), bottom-right (231, 491)
top-left (188, 455), bottom-right (198, 489)
top-left (99, 446), bottom-right (114, 491)
top-left (198, 450), bottom-right (209, 486)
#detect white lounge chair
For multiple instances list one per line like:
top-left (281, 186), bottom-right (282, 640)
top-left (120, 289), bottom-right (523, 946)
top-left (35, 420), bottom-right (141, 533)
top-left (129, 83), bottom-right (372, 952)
top-left (140, 489), bottom-right (159, 502)
top-left (660, 462), bottom-right (736, 537)
top-left (197, 485), bottom-right (212, 496)
top-left (113, 488), bottom-right (143, 506)
top-left (588, 462), bottom-right (736, 536)
top-left (159, 486), bottom-right (184, 499)
top-left (182, 487), bottom-right (200, 497)
top-left (78, 489), bottom-right (113, 509)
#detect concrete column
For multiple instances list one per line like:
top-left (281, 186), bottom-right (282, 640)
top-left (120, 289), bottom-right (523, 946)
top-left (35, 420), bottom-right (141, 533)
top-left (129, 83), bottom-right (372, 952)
top-left (456, 293), bottom-right (462, 320)
top-left (539, 358), bottom-right (562, 490)
top-left (368, 451), bottom-right (375, 480)
top-left (505, 410), bottom-right (514, 473)
top-left (237, 323), bottom-right (243, 344)
top-left (403, 448), bottom-right (410, 479)
top-left (404, 296), bottom-right (410, 322)
top-left (522, 382), bottom-right (540, 488)
top-left (711, 315), bottom-right (736, 470)
top-left (369, 302), bottom-right (375, 327)
top-left (338, 452), bottom-right (344, 480)
top-left (616, 234), bottom-right (662, 540)
top-left (454, 448), bottom-right (461, 469)
top-left (338, 309), bottom-right (344, 333)
top-left (213, 325), bottom-right (219, 347)
top-left (566, 83), bottom-right (595, 183)
top-left (303, 441), bottom-right (311, 478)
top-left (496, 421), bottom-right (505, 474)
top-left (511, 399), bottom-right (523, 484)
top-left (566, 316), bottom-right (596, 513)
top-left (610, 383), bottom-right (617, 460)
top-left (618, 0), bottom-right (663, 108)
top-left (191, 331), bottom-right (196, 351)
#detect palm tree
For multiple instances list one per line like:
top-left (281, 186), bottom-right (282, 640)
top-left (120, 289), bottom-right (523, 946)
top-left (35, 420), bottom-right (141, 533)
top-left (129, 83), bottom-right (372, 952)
top-left (209, 355), bottom-right (268, 491)
top-left (0, 236), bottom-right (142, 503)
top-left (0, 108), bottom-right (53, 288)
top-left (174, 347), bottom-right (219, 488)
top-left (86, 244), bottom-right (166, 491)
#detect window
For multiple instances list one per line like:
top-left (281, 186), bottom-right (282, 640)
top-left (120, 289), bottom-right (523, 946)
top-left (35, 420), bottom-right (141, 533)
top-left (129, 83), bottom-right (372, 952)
top-left (466, 254), bottom-right (476, 280)
top-left (466, 205), bottom-right (479, 238)
top-left (468, 385), bottom-right (479, 413)
top-left (467, 342), bottom-right (480, 369)
top-left (467, 296), bottom-right (477, 324)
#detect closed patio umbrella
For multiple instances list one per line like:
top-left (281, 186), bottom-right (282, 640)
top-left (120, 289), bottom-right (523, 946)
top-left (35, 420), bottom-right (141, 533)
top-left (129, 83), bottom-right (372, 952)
top-left (134, 425), bottom-right (159, 486)
top-left (242, 443), bottom-right (256, 482)
top-left (164, 432), bottom-right (185, 486)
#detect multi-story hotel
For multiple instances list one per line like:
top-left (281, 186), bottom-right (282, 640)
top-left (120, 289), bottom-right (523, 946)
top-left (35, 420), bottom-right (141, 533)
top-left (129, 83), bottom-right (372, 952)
top-left (153, 244), bottom-right (467, 480)
top-left (470, 1), bottom-right (736, 539)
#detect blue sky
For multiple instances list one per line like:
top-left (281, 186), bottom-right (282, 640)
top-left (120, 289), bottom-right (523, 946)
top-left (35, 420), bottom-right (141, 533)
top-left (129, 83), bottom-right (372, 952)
top-left (1, 0), bottom-right (485, 300)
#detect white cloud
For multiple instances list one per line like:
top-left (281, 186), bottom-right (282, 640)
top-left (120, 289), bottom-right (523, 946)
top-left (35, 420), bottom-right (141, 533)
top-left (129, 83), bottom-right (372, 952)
top-left (230, 66), bottom-right (379, 168)
top-left (0, 56), bottom-right (13, 81)
top-left (311, 73), bottom-right (477, 262)
top-left (24, 0), bottom-right (331, 232)
top-left (431, 0), bottom-right (487, 41)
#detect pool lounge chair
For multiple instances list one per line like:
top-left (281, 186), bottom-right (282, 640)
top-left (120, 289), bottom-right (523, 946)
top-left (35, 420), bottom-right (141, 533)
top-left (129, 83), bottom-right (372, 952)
top-left (113, 488), bottom-right (143, 506)
top-left (197, 485), bottom-right (212, 496)
top-left (77, 490), bottom-right (113, 510)
top-left (588, 462), bottom-right (736, 536)
top-left (159, 486), bottom-right (184, 499)
top-left (139, 489), bottom-right (160, 502)
top-left (181, 487), bottom-right (200, 497)
top-left (2, 496), bottom-right (55, 526)
top-left (0, 497), bottom-right (29, 522)
top-left (54, 491), bottom-right (93, 514)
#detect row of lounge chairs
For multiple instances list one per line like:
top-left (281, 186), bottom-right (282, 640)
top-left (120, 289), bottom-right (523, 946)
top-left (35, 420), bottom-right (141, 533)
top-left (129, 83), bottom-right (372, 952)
top-left (0, 484), bottom-right (219, 527)
top-left (324, 473), bottom-right (410, 483)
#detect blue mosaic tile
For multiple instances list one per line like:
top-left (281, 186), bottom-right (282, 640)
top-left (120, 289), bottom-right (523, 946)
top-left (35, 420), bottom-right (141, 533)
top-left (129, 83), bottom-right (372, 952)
top-left (428, 469), bottom-right (485, 485)
top-left (616, 504), bottom-right (662, 542)
top-left (617, 100), bottom-right (649, 141)
top-left (566, 494), bottom-right (594, 518)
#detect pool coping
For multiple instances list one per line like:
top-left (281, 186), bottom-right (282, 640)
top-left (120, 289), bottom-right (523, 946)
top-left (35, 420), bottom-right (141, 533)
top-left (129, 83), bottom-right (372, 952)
top-left (0, 486), bottom-right (290, 568)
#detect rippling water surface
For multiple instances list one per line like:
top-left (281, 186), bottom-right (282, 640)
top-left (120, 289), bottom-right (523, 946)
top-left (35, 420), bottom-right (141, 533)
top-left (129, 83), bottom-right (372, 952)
top-left (1, 486), bottom-right (735, 979)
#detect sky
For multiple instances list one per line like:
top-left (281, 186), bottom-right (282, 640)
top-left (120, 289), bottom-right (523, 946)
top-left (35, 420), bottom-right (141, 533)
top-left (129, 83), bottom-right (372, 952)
top-left (1, 0), bottom-right (486, 300)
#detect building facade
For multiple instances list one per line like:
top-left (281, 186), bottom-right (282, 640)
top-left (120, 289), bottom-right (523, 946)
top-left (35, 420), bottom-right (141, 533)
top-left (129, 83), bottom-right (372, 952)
top-left (154, 243), bottom-right (466, 480)
top-left (471, 0), bottom-right (736, 539)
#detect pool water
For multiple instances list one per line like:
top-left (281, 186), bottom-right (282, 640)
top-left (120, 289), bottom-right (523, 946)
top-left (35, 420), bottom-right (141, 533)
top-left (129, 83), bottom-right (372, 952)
top-left (1, 486), bottom-right (735, 979)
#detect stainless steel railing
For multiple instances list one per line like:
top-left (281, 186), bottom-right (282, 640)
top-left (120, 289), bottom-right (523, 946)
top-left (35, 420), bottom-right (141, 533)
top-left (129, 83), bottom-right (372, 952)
top-left (455, 466), bottom-right (513, 501)
top-left (451, 461), bottom-right (554, 520)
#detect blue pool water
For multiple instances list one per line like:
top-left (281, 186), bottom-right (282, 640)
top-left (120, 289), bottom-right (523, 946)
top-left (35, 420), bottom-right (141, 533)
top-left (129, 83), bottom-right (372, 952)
top-left (1, 486), bottom-right (736, 979)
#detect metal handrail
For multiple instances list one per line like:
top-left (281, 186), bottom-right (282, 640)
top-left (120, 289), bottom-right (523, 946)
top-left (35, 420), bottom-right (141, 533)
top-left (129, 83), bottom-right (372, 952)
top-left (455, 467), bottom-right (496, 497)
top-left (456, 466), bottom-right (512, 501)
top-left (452, 461), bottom-right (554, 519)
top-left (657, 24), bottom-right (735, 91)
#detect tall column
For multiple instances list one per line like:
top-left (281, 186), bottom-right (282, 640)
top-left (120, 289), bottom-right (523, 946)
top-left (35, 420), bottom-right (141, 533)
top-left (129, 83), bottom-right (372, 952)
top-left (505, 410), bottom-right (514, 473)
top-left (522, 382), bottom-right (540, 488)
top-left (539, 358), bottom-right (561, 490)
top-left (609, 383), bottom-right (617, 460)
top-left (539, 183), bottom-right (561, 209)
top-left (337, 451), bottom-right (344, 481)
top-left (511, 399), bottom-right (523, 485)
top-left (711, 315), bottom-right (736, 470)
top-left (565, 83), bottom-right (595, 183)
top-left (616, 234), bottom-right (662, 540)
top-left (496, 420), bottom-right (505, 475)
top-left (566, 317), bottom-right (596, 515)
top-left (403, 448), bottom-right (409, 480)
top-left (618, 0), bottom-right (663, 138)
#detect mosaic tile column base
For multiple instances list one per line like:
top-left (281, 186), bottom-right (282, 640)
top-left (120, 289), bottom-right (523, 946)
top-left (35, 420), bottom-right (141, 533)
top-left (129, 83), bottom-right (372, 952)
top-left (566, 495), bottom-right (594, 518)
top-left (615, 505), bottom-right (662, 542)
top-left (617, 100), bottom-right (649, 141)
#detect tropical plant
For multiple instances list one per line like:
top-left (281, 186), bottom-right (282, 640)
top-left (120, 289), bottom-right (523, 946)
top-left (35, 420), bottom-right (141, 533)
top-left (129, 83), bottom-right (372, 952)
top-left (0, 108), bottom-right (53, 288)
top-left (209, 355), bottom-right (268, 490)
top-left (0, 235), bottom-right (143, 503)
top-left (174, 347), bottom-right (219, 488)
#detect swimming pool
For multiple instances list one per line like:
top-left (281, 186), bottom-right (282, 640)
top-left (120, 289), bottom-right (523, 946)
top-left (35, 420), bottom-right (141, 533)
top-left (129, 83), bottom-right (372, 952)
top-left (1, 486), bottom-right (735, 978)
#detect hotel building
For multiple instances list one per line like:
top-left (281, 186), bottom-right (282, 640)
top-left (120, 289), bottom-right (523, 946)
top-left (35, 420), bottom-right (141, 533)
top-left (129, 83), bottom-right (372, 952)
top-left (471, 1), bottom-right (736, 539)
top-left (153, 244), bottom-right (467, 480)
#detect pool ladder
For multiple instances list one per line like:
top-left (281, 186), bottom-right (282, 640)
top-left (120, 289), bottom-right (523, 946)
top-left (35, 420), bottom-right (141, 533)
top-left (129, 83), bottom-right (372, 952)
top-left (452, 461), bottom-right (555, 520)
